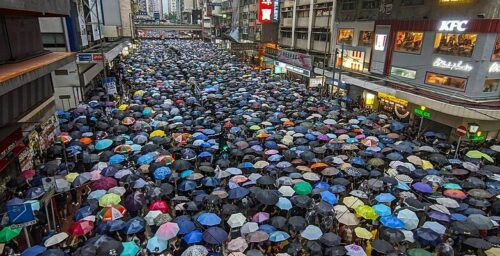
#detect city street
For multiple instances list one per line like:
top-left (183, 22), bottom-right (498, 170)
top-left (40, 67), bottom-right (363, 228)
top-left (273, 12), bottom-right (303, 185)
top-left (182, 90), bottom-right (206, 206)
top-left (2, 39), bottom-right (498, 256)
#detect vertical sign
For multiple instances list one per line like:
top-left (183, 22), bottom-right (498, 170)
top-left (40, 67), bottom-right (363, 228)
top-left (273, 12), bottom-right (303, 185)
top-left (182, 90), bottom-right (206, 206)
top-left (258, 0), bottom-right (274, 24)
top-left (272, 0), bottom-right (280, 23)
top-left (103, 77), bottom-right (118, 95)
top-left (88, 0), bottom-right (101, 40)
top-left (76, 0), bottom-right (88, 46)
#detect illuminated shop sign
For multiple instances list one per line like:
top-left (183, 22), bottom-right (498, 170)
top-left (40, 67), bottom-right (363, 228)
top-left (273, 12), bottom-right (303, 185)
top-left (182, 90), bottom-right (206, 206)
top-left (489, 62), bottom-right (500, 73)
top-left (438, 20), bottom-right (469, 32)
top-left (272, 0), bottom-right (280, 23)
top-left (432, 57), bottom-right (473, 72)
top-left (258, 0), bottom-right (273, 24)
top-left (374, 34), bottom-right (387, 51)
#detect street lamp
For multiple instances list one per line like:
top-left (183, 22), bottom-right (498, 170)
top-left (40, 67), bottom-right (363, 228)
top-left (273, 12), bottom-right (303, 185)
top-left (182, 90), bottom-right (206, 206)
top-left (468, 123), bottom-right (480, 134)
top-left (416, 105), bottom-right (426, 140)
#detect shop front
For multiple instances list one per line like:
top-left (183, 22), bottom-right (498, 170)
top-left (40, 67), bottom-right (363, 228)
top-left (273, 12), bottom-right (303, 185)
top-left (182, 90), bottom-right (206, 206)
top-left (361, 91), bottom-right (410, 120)
top-left (0, 127), bottom-right (26, 205)
top-left (264, 49), bottom-right (313, 84)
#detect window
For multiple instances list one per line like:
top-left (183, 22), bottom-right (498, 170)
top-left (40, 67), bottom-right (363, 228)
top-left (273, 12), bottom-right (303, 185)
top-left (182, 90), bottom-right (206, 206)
top-left (394, 31), bottom-right (424, 54)
top-left (358, 31), bottom-right (373, 46)
top-left (313, 33), bottom-right (329, 42)
top-left (434, 33), bottom-right (477, 57)
top-left (42, 33), bottom-right (65, 48)
top-left (54, 70), bottom-right (68, 76)
top-left (298, 11), bottom-right (309, 17)
top-left (342, 0), bottom-right (356, 10)
top-left (296, 32), bottom-right (308, 40)
top-left (362, 0), bottom-right (379, 9)
top-left (484, 79), bottom-right (500, 93)
top-left (337, 29), bottom-right (354, 44)
top-left (491, 34), bottom-right (500, 61)
top-left (425, 72), bottom-right (467, 91)
top-left (315, 8), bottom-right (331, 17)
top-left (282, 11), bottom-right (293, 18)
top-left (280, 31), bottom-right (292, 38)
top-left (390, 66), bottom-right (416, 79)
top-left (401, 0), bottom-right (424, 6)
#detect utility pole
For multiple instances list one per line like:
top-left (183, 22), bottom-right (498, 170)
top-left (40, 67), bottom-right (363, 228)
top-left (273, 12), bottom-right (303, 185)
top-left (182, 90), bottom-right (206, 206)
top-left (320, 5), bottom-right (332, 98)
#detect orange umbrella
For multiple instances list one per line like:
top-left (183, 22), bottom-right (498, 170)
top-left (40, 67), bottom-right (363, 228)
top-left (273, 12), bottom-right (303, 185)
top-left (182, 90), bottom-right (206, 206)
top-left (443, 189), bottom-right (466, 199)
top-left (296, 166), bottom-right (312, 172)
top-left (311, 162), bottom-right (328, 169)
top-left (256, 133), bottom-right (269, 139)
top-left (283, 121), bottom-right (295, 127)
top-left (79, 137), bottom-right (93, 145)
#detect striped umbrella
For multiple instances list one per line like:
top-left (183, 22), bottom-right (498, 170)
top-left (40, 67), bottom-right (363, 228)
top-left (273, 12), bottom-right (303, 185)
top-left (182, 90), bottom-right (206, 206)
top-left (122, 117), bottom-right (136, 125)
top-left (114, 145), bottom-right (132, 154)
top-left (98, 205), bottom-right (127, 221)
top-left (58, 134), bottom-right (72, 144)
top-left (156, 155), bottom-right (175, 165)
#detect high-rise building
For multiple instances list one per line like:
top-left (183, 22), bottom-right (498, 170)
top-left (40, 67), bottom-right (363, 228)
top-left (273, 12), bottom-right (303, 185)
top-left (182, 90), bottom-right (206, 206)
top-left (269, 0), bottom-right (500, 140)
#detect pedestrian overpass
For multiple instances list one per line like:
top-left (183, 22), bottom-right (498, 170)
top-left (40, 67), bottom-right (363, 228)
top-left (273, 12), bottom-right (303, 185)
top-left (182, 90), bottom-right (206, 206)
top-left (135, 23), bottom-right (202, 32)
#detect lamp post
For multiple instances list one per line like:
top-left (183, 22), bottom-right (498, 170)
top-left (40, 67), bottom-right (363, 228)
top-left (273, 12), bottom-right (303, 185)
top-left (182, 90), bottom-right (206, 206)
top-left (416, 105), bottom-right (426, 140)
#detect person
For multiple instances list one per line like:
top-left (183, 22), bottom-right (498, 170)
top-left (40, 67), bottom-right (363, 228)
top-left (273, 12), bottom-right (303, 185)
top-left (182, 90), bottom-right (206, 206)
top-left (436, 238), bottom-right (455, 256)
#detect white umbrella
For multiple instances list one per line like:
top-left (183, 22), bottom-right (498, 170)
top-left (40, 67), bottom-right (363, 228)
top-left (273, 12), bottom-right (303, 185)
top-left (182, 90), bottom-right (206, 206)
top-left (397, 209), bottom-right (419, 230)
top-left (423, 221), bottom-right (447, 235)
top-left (181, 245), bottom-right (209, 256)
top-left (240, 222), bottom-right (258, 234)
top-left (44, 232), bottom-right (69, 247)
top-left (145, 210), bottom-right (162, 226)
top-left (227, 213), bottom-right (246, 228)
top-left (430, 204), bottom-right (451, 215)
top-left (401, 230), bottom-right (415, 243)
top-left (436, 197), bottom-right (459, 208)
top-left (300, 225), bottom-right (323, 240)
top-left (108, 186), bottom-right (126, 196)
top-left (278, 186), bottom-right (295, 197)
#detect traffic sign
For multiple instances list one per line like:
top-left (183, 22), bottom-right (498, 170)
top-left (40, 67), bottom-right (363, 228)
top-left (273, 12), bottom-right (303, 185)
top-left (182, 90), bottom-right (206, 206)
top-left (456, 125), bottom-right (467, 137)
top-left (413, 108), bottom-right (431, 118)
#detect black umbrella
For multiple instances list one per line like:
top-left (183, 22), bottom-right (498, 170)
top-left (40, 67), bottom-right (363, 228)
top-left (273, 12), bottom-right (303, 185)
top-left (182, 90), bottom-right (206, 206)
top-left (254, 189), bottom-right (280, 205)
top-left (320, 232), bottom-right (341, 247)
top-left (463, 238), bottom-right (493, 250)
top-left (379, 228), bottom-right (405, 244)
top-left (41, 249), bottom-right (65, 256)
top-left (256, 176), bottom-right (275, 186)
top-left (371, 239), bottom-right (395, 254)
top-left (428, 153), bottom-right (448, 165)
top-left (171, 159), bottom-right (192, 171)
top-left (450, 221), bottom-right (479, 237)
top-left (288, 216), bottom-right (307, 230)
top-left (270, 216), bottom-right (287, 229)
top-left (290, 195), bottom-right (312, 208)
top-left (306, 241), bottom-right (323, 253)
top-left (222, 204), bottom-right (240, 215)
top-left (324, 246), bottom-right (346, 255)
top-left (315, 201), bottom-right (334, 216)
top-left (286, 241), bottom-right (302, 256)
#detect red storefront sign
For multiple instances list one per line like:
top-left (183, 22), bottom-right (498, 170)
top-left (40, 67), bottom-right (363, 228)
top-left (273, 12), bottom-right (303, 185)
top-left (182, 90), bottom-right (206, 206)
top-left (258, 0), bottom-right (274, 24)
top-left (92, 53), bottom-right (104, 61)
top-left (0, 128), bottom-right (25, 172)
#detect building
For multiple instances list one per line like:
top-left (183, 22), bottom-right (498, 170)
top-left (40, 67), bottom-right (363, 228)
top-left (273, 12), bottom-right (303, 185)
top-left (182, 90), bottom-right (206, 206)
top-left (322, 0), bottom-right (500, 139)
top-left (39, 0), bottom-right (133, 110)
top-left (182, 0), bottom-right (200, 24)
top-left (0, 0), bottom-right (74, 204)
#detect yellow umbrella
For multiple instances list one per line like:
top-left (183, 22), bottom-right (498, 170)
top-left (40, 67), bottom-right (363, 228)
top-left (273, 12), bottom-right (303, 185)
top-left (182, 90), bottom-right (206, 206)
top-left (340, 163), bottom-right (352, 171)
top-left (150, 130), bottom-right (166, 138)
top-left (355, 205), bottom-right (379, 220)
top-left (343, 196), bottom-right (364, 209)
top-left (134, 90), bottom-right (145, 97)
top-left (99, 193), bottom-right (121, 207)
top-left (118, 104), bottom-right (128, 111)
top-left (486, 248), bottom-right (500, 256)
top-left (355, 227), bottom-right (373, 239)
top-left (421, 160), bottom-right (434, 170)
top-left (65, 172), bottom-right (79, 183)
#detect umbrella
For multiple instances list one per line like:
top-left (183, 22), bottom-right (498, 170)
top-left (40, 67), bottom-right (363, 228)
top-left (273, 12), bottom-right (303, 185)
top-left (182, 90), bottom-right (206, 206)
top-left (371, 239), bottom-right (395, 254)
top-left (21, 245), bottom-right (47, 256)
top-left (147, 236), bottom-right (168, 253)
top-left (246, 231), bottom-right (269, 243)
top-left (397, 209), bottom-right (419, 230)
top-left (228, 237), bottom-right (249, 252)
top-left (300, 225), bottom-right (323, 240)
top-left (227, 213), bottom-right (246, 228)
top-left (203, 227), bottom-right (228, 245)
top-left (197, 212), bottom-right (222, 226)
top-left (380, 215), bottom-right (405, 229)
top-left (0, 226), bottom-right (22, 243)
top-left (98, 193), bottom-right (121, 207)
top-left (121, 241), bottom-right (140, 256)
top-left (44, 232), bottom-right (69, 247)
top-left (156, 222), bottom-right (180, 240)
top-left (467, 214), bottom-right (494, 230)
top-left (464, 238), bottom-right (493, 250)
top-left (98, 205), bottom-right (126, 221)
top-left (354, 227), bottom-right (372, 239)
top-left (122, 217), bottom-right (146, 235)
top-left (181, 245), bottom-right (209, 256)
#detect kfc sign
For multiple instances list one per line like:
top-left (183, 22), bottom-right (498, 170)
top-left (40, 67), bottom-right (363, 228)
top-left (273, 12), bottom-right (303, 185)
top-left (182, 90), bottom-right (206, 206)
top-left (438, 20), bottom-right (469, 32)
top-left (258, 0), bottom-right (274, 24)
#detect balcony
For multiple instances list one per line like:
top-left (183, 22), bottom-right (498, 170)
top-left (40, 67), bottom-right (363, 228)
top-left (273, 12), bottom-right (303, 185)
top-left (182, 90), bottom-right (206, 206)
top-left (0, 0), bottom-right (69, 16)
top-left (298, 0), bottom-right (311, 7)
top-left (312, 40), bottom-right (328, 52)
top-left (314, 16), bottom-right (330, 27)
top-left (316, 0), bottom-right (333, 3)
top-left (280, 37), bottom-right (292, 47)
top-left (296, 39), bottom-right (308, 50)
top-left (281, 18), bottom-right (293, 27)
top-left (297, 17), bottom-right (309, 28)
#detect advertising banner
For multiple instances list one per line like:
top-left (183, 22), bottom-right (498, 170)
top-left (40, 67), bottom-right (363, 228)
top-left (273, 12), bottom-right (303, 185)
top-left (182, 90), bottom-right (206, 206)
top-left (103, 77), bottom-right (118, 95)
top-left (76, 0), bottom-right (89, 46)
top-left (89, 0), bottom-right (101, 40)
top-left (276, 49), bottom-right (314, 70)
top-left (258, 0), bottom-right (273, 24)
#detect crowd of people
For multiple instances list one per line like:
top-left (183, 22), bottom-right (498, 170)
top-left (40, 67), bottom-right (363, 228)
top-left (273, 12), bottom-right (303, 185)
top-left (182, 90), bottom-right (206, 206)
top-left (1, 39), bottom-right (498, 256)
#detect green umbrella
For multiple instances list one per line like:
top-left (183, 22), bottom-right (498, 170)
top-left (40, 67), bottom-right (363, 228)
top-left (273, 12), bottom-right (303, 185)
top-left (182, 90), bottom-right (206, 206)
top-left (466, 150), bottom-right (494, 163)
top-left (0, 226), bottom-right (22, 243)
top-left (293, 181), bottom-right (312, 195)
top-left (121, 241), bottom-right (140, 256)
top-left (408, 248), bottom-right (432, 256)
top-left (249, 125), bottom-right (261, 131)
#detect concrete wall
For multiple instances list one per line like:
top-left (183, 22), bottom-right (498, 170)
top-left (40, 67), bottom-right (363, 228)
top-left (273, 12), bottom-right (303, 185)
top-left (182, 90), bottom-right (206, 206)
top-left (52, 61), bottom-right (82, 110)
top-left (39, 17), bottom-right (64, 33)
top-left (120, 0), bottom-right (133, 37)
top-left (370, 25), bottom-right (391, 75)
top-left (102, 0), bottom-right (122, 26)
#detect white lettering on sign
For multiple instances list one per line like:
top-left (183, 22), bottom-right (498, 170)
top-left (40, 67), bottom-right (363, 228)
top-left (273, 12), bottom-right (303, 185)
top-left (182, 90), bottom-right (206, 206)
top-left (438, 20), bottom-right (469, 32)
top-left (432, 57), bottom-right (473, 72)
top-left (262, 9), bottom-right (272, 20)
top-left (489, 62), bottom-right (500, 73)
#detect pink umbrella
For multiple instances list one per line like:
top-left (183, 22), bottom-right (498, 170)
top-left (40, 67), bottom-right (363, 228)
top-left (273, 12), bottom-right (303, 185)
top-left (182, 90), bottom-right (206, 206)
top-left (264, 149), bottom-right (279, 155)
top-left (90, 170), bottom-right (102, 181)
top-left (91, 177), bottom-right (117, 191)
top-left (252, 212), bottom-right (270, 223)
top-left (317, 134), bottom-right (329, 141)
top-left (156, 222), bottom-right (179, 240)
top-left (356, 134), bottom-right (366, 140)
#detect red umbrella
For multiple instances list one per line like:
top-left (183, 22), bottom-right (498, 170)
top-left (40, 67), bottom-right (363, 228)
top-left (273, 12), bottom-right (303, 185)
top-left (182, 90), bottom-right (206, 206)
top-left (90, 177), bottom-right (117, 191)
top-left (148, 200), bottom-right (170, 213)
top-left (68, 220), bottom-right (94, 236)
top-left (21, 169), bottom-right (36, 179)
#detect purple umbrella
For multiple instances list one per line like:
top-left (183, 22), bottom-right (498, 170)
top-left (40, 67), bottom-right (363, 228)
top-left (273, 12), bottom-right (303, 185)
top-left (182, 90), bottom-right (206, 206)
top-left (427, 211), bottom-right (450, 222)
top-left (91, 177), bottom-right (117, 191)
top-left (202, 227), bottom-right (228, 245)
top-left (412, 182), bottom-right (433, 193)
top-left (124, 192), bottom-right (146, 212)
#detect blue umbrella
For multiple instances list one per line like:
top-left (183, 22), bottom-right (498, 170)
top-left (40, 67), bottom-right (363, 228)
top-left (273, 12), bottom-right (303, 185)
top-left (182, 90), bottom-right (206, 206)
top-left (350, 157), bottom-right (365, 166)
top-left (414, 228), bottom-right (441, 247)
top-left (386, 152), bottom-right (403, 161)
top-left (203, 227), bottom-right (228, 245)
top-left (202, 129), bottom-right (216, 135)
top-left (122, 217), bottom-right (145, 235)
top-left (147, 236), bottom-right (168, 253)
top-left (21, 245), bottom-right (46, 256)
top-left (180, 170), bottom-right (193, 178)
top-left (276, 197), bottom-right (292, 210)
top-left (373, 204), bottom-right (391, 217)
top-left (320, 191), bottom-right (337, 205)
top-left (153, 167), bottom-right (171, 181)
top-left (95, 139), bottom-right (113, 150)
top-left (375, 193), bottom-right (396, 203)
top-left (314, 182), bottom-right (330, 190)
top-left (201, 177), bottom-right (219, 187)
top-left (228, 187), bottom-right (249, 199)
top-left (101, 166), bottom-right (118, 177)
top-left (239, 162), bottom-right (254, 168)
top-left (268, 154), bottom-right (282, 162)
top-left (198, 151), bottom-right (213, 158)
top-left (109, 154), bottom-right (125, 164)
top-left (66, 145), bottom-right (82, 156)
top-left (183, 230), bottom-right (203, 244)
top-left (179, 180), bottom-right (197, 191)
top-left (88, 190), bottom-right (107, 200)
top-left (74, 206), bottom-right (94, 221)
top-left (380, 215), bottom-right (406, 229)
top-left (176, 219), bottom-right (196, 235)
top-left (25, 187), bottom-right (45, 199)
top-left (197, 213), bottom-right (221, 226)
top-left (137, 153), bottom-right (156, 165)
top-left (329, 185), bottom-right (346, 193)
top-left (390, 121), bottom-right (405, 131)
top-left (269, 231), bottom-right (290, 242)
top-left (259, 224), bottom-right (276, 234)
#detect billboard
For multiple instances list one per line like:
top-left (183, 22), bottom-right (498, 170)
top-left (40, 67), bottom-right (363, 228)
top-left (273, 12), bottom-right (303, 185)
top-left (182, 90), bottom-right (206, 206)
top-left (76, 0), bottom-right (88, 46)
top-left (88, 0), bottom-right (101, 40)
top-left (258, 0), bottom-right (273, 24)
top-left (276, 49), bottom-right (314, 70)
top-left (272, 0), bottom-right (280, 23)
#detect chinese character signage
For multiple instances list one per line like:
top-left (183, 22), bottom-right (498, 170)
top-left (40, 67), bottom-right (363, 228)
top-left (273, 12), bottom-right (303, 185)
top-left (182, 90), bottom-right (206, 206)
top-left (272, 0), bottom-right (280, 23)
top-left (258, 0), bottom-right (273, 24)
